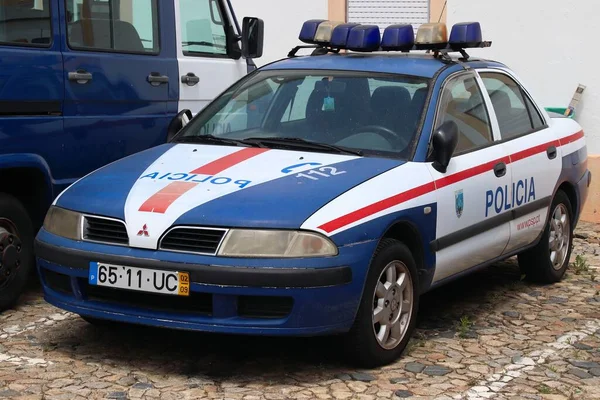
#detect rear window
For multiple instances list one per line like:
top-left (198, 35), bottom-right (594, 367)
top-left (0, 0), bottom-right (52, 47)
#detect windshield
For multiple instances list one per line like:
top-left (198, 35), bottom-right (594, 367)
top-left (175, 69), bottom-right (430, 158)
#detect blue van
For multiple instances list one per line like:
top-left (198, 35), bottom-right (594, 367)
top-left (0, 0), bottom-right (263, 310)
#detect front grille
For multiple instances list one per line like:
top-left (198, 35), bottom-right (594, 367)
top-left (83, 216), bottom-right (128, 245)
top-left (82, 281), bottom-right (212, 315)
top-left (43, 269), bottom-right (72, 294)
top-left (160, 227), bottom-right (226, 254)
top-left (237, 296), bottom-right (294, 319)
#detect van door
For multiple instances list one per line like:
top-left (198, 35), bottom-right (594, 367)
top-left (0, 0), bottom-right (64, 179)
top-left (175, 0), bottom-right (247, 114)
top-left (59, 0), bottom-right (178, 181)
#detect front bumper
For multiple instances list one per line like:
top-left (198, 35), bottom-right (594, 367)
top-left (35, 229), bottom-right (377, 335)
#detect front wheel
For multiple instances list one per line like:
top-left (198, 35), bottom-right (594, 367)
top-left (343, 239), bottom-right (419, 367)
top-left (518, 190), bottom-right (573, 283)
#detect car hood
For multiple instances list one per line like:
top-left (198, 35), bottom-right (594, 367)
top-left (56, 143), bottom-right (404, 249)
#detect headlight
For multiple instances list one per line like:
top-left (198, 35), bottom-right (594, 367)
top-left (217, 229), bottom-right (338, 258)
top-left (43, 206), bottom-right (82, 240)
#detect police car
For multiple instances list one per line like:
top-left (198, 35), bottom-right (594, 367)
top-left (35, 20), bottom-right (591, 367)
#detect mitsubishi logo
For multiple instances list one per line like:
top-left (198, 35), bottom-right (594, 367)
top-left (137, 224), bottom-right (149, 237)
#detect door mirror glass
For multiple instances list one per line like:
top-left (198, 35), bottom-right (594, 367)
top-left (167, 109), bottom-right (193, 142)
top-left (431, 120), bottom-right (459, 173)
top-left (242, 17), bottom-right (264, 58)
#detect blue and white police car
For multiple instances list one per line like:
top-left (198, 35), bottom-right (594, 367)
top-left (35, 20), bottom-right (591, 366)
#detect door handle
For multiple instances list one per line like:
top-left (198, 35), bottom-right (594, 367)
top-left (547, 146), bottom-right (557, 159)
top-left (493, 162), bottom-right (506, 177)
top-left (68, 70), bottom-right (92, 84)
top-left (147, 72), bottom-right (169, 86)
top-left (181, 72), bottom-right (200, 86)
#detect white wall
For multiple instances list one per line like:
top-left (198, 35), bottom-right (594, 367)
top-left (448, 0), bottom-right (599, 154)
top-left (229, 0), bottom-right (328, 67)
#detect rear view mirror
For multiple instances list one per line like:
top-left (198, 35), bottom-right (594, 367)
top-left (431, 121), bottom-right (459, 173)
top-left (167, 109), bottom-right (193, 142)
top-left (242, 17), bottom-right (264, 58)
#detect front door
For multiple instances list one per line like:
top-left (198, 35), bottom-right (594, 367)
top-left (174, 0), bottom-right (246, 114)
top-left (478, 70), bottom-right (562, 253)
top-left (428, 72), bottom-right (512, 284)
top-left (59, 0), bottom-right (177, 181)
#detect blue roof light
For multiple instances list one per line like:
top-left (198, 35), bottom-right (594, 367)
top-left (330, 23), bottom-right (360, 48)
top-left (449, 22), bottom-right (482, 49)
top-left (381, 24), bottom-right (414, 51)
top-left (346, 25), bottom-right (381, 52)
top-left (299, 19), bottom-right (326, 44)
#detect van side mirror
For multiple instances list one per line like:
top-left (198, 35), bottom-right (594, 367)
top-left (431, 121), bottom-right (459, 173)
top-left (167, 109), bottom-right (193, 142)
top-left (242, 17), bottom-right (264, 58)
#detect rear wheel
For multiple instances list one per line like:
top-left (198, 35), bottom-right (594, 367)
top-left (518, 190), bottom-right (573, 283)
top-left (343, 239), bottom-right (419, 367)
top-left (0, 194), bottom-right (35, 311)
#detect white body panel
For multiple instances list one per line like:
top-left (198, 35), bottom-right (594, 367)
top-left (428, 145), bottom-right (512, 283)
top-left (174, 0), bottom-right (247, 114)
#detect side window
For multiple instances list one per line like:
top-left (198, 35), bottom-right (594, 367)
top-left (523, 93), bottom-right (546, 130)
top-left (179, 0), bottom-right (227, 56)
top-left (436, 74), bottom-right (493, 154)
top-left (66, 0), bottom-right (159, 54)
top-left (480, 73), bottom-right (543, 139)
top-left (0, 0), bottom-right (51, 47)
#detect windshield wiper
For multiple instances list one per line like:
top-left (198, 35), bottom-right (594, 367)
top-left (242, 137), bottom-right (363, 156)
top-left (175, 134), bottom-right (259, 147)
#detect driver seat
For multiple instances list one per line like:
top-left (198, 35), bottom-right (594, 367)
top-left (370, 86), bottom-right (412, 142)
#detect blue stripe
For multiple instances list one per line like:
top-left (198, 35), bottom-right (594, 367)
top-left (174, 157), bottom-right (404, 229)
top-left (55, 144), bottom-right (174, 219)
top-left (88, 262), bottom-right (98, 285)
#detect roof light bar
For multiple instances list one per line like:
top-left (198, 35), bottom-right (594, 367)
top-left (449, 22), bottom-right (483, 49)
top-left (330, 23), bottom-right (360, 49)
top-left (346, 25), bottom-right (381, 52)
top-left (381, 24), bottom-right (414, 52)
top-left (314, 20), bottom-right (343, 43)
top-left (299, 19), bottom-right (327, 44)
top-left (415, 22), bottom-right (448, 50)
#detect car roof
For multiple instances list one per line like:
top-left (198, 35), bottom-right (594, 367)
top-left (261, 53), bottom-right (507, 79)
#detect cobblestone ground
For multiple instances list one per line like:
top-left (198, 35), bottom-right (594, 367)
top-left (1, 222), bottom-right (599, 400)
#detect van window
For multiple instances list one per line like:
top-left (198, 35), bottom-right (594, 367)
top-left (66, 0), bottom-right (159, 54)
top-left (0, 0), bottom-right (52, 47)
top-left (179, 0), bottom-right (227, 56)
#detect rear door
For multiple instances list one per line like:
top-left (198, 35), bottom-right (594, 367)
top-left (0, 0), bottom-right (64, 176)
top-left (59, 0), bottom-right (178, 181)
top-left (477, 69), bottom-right (561, 253)
top-left (174, 0), bottom-right (246, 114)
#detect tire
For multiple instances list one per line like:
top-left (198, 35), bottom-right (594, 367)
top-left (0, 193), bottom-right (35, 311)
top-left (343, 238), bottom-right (419, 368)
top-left (518, 190), bottom-right (573, 283)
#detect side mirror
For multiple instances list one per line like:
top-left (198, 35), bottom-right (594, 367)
top-left (431, 120), bottom-right (459, 173)
top-left (167, 109), bottom-right (193, 142)
top-left (242, 17), bottom-right (264, 58)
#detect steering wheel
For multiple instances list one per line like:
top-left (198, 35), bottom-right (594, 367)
top-left (354, 125), bottom-right (410, 150)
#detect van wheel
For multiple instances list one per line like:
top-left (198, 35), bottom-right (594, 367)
top-left (0, 194), bottom-right (35, 311)
top-left (518, 190), bottom-right (573, 283)
top-left (343, 239), bottom-right (419, 367)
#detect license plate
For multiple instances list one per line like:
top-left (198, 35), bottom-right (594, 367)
top-left (89, 262), bottom-right (190, 296)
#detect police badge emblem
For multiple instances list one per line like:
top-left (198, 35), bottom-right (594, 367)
top-left (455, 189), bottom-right (464, 218)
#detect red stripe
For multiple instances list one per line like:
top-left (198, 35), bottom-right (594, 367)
top-left (190, 148), bottom-right (270, 175)
top-left (319, 182), bottom-right (436, 234)
top-left (139, 147), bottom-right (270, 214)
top-left (318, 130), bottom-right (585, 233)
top-left (138, 182), bottom-right (197, 213)
top-left (559, 130), bottom-right (584, 146)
